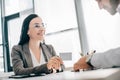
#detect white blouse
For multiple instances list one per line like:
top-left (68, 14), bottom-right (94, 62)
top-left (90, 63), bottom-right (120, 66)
top-left (30, 48), bottom-right (46, 67)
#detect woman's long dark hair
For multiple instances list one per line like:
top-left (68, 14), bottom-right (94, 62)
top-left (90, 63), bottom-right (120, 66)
top-left (18, 14), bottom-right (39, 45)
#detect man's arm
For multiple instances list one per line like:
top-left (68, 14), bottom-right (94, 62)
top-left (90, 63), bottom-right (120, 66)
top-left (91, 47), bottom-right (120, 69)
top-left (73, 47), bottom-right (120, 71)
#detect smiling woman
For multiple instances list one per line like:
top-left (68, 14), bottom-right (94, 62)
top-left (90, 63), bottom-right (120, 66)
top-left (11, 14), bottom-right (64, 75)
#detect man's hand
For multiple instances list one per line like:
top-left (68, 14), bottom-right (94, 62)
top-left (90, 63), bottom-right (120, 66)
top-left (73, 56), bottom-right (92, 71)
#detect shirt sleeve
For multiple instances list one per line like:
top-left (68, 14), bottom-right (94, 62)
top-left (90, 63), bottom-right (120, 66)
top-left (91, 47), bottom-right (120, 69)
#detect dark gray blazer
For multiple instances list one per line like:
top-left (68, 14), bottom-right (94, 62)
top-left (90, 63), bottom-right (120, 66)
top-left (11, 43), bottom-right (56, 75)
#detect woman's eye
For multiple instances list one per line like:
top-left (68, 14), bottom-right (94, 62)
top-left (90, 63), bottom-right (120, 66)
top-left (35, 25), bottom-right (40, 28)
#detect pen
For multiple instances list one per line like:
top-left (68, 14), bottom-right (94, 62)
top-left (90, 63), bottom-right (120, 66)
top-left (80, 50), bottom-right (96, 56)
top-left (87, 50), bottom-right (96, 55)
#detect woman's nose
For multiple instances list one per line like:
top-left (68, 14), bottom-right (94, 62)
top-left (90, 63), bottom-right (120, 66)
top-left (39, 27), bottom-right (45, 33)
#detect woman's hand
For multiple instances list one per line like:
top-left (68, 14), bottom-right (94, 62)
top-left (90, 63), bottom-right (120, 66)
top-left (47, 56), bottom-right (63, 70)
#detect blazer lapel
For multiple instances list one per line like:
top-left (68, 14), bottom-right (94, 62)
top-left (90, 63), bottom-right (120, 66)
top-left (41, 44), bottom-right (52, 62)
top-left (22, 43), bottom-right (52, 67)
top-left (22, 43), bottom-right (33, 67)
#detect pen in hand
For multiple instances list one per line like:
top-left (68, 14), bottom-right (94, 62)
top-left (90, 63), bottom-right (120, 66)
top-left (87, 50), bottom-right (96, 55)
top-left (73, 50), bottom-right (96, 72)
top-left (80, 50), bottom-right (96, 56)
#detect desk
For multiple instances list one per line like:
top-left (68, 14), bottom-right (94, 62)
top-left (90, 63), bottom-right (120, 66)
top-left (1, 68), bottom-right (120, 80)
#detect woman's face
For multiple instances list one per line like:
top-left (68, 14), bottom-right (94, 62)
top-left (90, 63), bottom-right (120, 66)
top-left (28, 17), bottom-right (45, 41)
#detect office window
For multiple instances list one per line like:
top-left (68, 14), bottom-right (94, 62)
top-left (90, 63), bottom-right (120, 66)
top-left (1, 0), bottom-right (34, 72)
top-left (5, 0), bottom-right (33, 16)
top-left (34, 0), bottom-right (81, 67)
top-left (0, 2), bottom-right (4, 71)
top-left (45, 30), bottom-right (81, 67)
top-left (78, 0), bottom-right (120, 53)
top-left (35, 0), bottom-right (77, 33)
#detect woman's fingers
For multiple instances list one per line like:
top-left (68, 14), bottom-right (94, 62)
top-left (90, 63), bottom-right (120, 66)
top-left (51, 56), bottom-right (63, 64)
top-left (51, 60), bottom-right (59, 69)
top-left (47, 58), bottom-right (61, 70)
